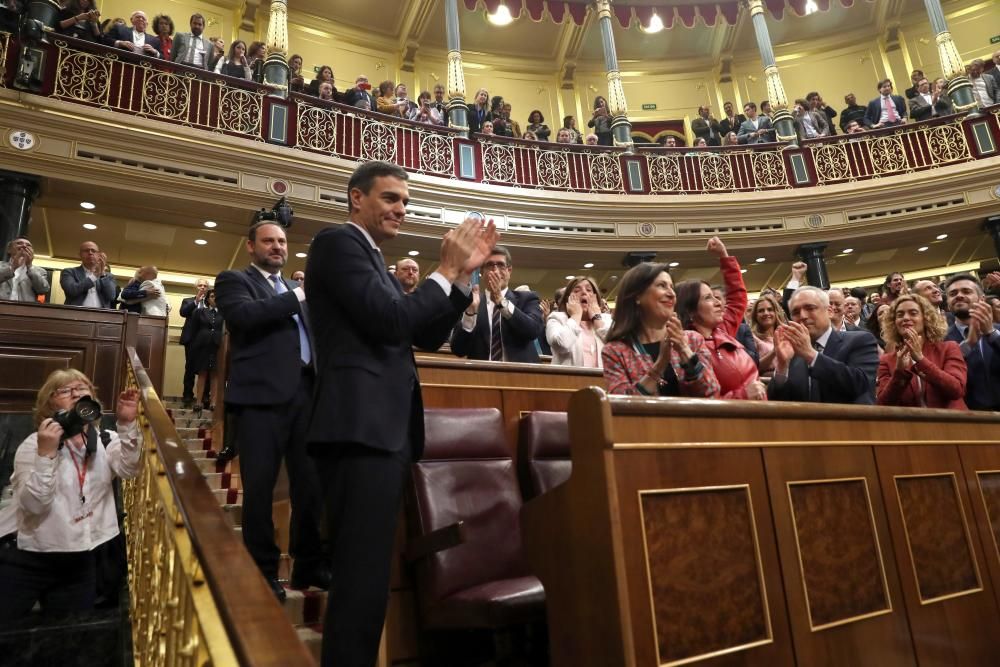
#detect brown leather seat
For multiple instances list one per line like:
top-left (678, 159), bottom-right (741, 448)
top-left (517, 411), bottom-right (570, 501)
top-left (407, 408), bottom-right (545, 630)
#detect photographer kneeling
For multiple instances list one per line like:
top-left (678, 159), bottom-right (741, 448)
top-left (0, 370), bottom-right (141, 620)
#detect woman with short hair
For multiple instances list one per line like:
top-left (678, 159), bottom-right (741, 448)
top-left (526, 110), bottom-right (550, 142)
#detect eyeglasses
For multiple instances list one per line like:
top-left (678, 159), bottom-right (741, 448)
top-left (483, 261), bottom-right (509, 271)
top-left (53, 385), bottom-right (90, 398)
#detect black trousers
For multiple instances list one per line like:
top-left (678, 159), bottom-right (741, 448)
top-left (316, 441), bottom-right (412, 667)
top-left (232, 373), bottom-right (324, 579)
top-left (0, 537), bottom-right (97, 620)
top-left (182, 343), bottom-right (197, 400)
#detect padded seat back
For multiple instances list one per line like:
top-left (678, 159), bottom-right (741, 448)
top-left (517, 411), bottom-right (570, 500)
top-left (411, 408), bottom-right (529, 605)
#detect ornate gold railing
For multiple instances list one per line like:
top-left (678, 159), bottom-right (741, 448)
top-left (122, 348), bottom-right (313, 667)
top-left (0, 31), bottom-right (9, 88)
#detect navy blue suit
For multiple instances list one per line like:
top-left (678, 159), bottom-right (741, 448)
top-left (60, 265), bottom-right (116, 308)
top-left (767, 329), bottom-right (879, 404)
top-left (104, 25), bottom-right (162, 57)
top-left (304, 223), bottom-right (472, 666)
top-left (450, 288), bottom-right (544, 363)
top-left (214, 266), bottom-right (322, 581)
top-left (945, 322), bottom-right (1000, 411)
top-left (864, 94), bottom-right (907, 127)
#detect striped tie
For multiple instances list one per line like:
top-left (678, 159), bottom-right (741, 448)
top-left (490, 305), bottom-right (503, 361)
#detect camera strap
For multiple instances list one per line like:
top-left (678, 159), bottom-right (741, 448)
top-left (67, 443), bottom-right (88, 505)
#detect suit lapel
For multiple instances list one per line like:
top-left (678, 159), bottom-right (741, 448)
top-left (345, 224), bottom-right (389, 283)
top-left (822, 330), bottom-right (843, 359)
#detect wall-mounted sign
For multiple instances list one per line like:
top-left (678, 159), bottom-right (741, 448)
top-left (641, 103), bottom-right (657, 111)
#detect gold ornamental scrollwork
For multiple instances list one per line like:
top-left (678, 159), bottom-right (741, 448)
top-left (750, 150), bottom-right (788, 188)
top-left (868, 135), bottom-right (908, 175)
top-left (537, 150), bottom-right (570, 188)
top-left (361, 119), bottom-right (397, 163)
top-left (649, 155), bottom-right (682, 192)
top-left (482, 142), bottom-right (516, 183)
top-left (0, 32), bottom-right (9, 88)
top-left (219, 87), bottom-right (262, 135)
top-left (418, 133), bottom-right (454, 174)
top-left (589, 153), bottom-right (623, 191)
top-left (53, 48), bottom-right (112, 105)
top-left (296, 104), bottom-right (337, 152)
top-left (700, 153), bottom-right (734, 191)
top-left (812, 144), bottom-right (852, 183)
top-left (925, 123), bottom-right (969, 164)
top-left (141, 69), bottom-right (191, 121)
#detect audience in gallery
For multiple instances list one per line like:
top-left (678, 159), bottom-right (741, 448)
top-left (718, 101), bottom-right (745, 138)
top-left (246, 41), bottom-right (266, 82)
top-left (561, 115), bottom-right (584, 144)
top-left (150, 14), bottom-right (173, 60)
top-left (876, 293), bottom-right (967, 409)
top-left (585, 133), bottom-right (598, 145)
top-left (307, 67), bottom-right (342, 102)
top-left (105, 10), bottom-right (160, 58)
top-left (588, 96), bottom-right (613, 146)
top-left (171, 14), bottom-right (212, 70)
top-left (288, 54), bottom-right (305, 93)
top-left (467, 88), bottom-right (491, 134)
top-left (56, 0), bottom-right (101, 42)
top-left (214, 39), bottom-right (251, 79)
top-left (526, 110), bottom-right (550, 142)
top-left (546, 277), bottom-right (612, 368)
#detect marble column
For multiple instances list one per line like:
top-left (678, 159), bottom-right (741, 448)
top-left (262, 0), bottom-right (289, 98)
top-left (0, 171), bottom-right (40, 261)
top-left (797, 242), bottom-right (830, 291)
top-left (922, 0), bottom-right (978, 112)
top-left (444, 0), bottom-right (470, 137)
top-left (745, 0), bottom-right (796, 143)
top-left (595, 0), bottom-right (632, 149)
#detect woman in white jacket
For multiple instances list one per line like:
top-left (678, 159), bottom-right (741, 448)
top-left (546, 276), bottom-right (612, 367)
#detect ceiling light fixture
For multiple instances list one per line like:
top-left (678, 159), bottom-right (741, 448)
top-left (408, 250), bottom-right (420, 257)
top-left (583, 262), bottom-right (594, 268)
top-left (203, 221), bottom-right (217, 228)
top-left (936, 233), bottom-right (948, 240)
top-left (642, 11), bottom-right (664, 34)
top-left (565, 275), bottom-right (574, 280)
top-left (755, 257), bottom-right (766, 263)
top-left (917, 246), bottom-right (929, 252)
top-left (669, 261), bottom-right (679, 267)
top-left (740, 269), bottom-right (748, 274)
top-left (295, 252), bottom-right (307, 258)
top-left (80, 202), bottom-right (95, 210)
top-left (82, 223), bottom-right (97, 230)
top-left (487, 2), bottom-right (513, 26)
top-left (803, 0), bottom-right (819, 15)
top-left (842, 248), bottom-right (853, 254)
top-left (194, 239), bottom-right (208, 245)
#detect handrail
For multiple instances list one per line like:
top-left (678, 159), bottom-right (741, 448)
top-left (3, 32), bottom-right (996, 197)
top-left (123, 347), bottom-right (314, 667)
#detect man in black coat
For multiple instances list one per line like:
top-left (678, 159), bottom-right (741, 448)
top-left (943, 273), bottom-right (1000, 411)
top-left (105, 11), bottom-right (161, 57)
top-left (450, 245), bottom-right (544, 363)
top-left (304, 161), bottom-right (498, 666)
top-left (767, 286), bottom-right (879, 404)
top-left (214, 222), bottom-right (325, 602)
top-left (179, 278), bottom-right (210, 407)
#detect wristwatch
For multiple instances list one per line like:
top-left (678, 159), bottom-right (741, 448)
top-left (680, 353), bottom-right (700, 377)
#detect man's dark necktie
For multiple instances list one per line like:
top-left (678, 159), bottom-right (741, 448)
top-left (490, 306), bottom-right (503, 361)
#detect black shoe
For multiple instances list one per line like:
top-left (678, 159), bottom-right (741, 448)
top-left (267, 577), bottom-right (287, 602)
top-left (290, 562), bottom-right (332, 590)
top-left (216, 446), bottom-right (237, 464)
top-left (181, 397), bottom-right (195, 409)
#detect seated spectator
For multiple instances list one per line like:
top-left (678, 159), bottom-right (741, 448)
top-left (692, 137), bottom-right (708, 148)
top-left (0, 370), bottom-right (141, 621)
top-left (480, 120), bottom-right (495, 136)
top-left (171, 14), bottom-right (212, 70)
top-left (675, 237), bottom-right (764, 400)
top-left (151, 14), bottom-right (173, 60)
top-left (409, 91), bottom-right (444, 125)
top-left (1, 237), bottom-right (49, 302)
top-left (318, 82), bottom-right (335, 101)
top-left (501, 101), bottom-right (521, 138)
top-left (932, 78), bottom-right (956, 116)
top-left (61, 241), bottom-right (116, 308)
top-left (561, 115), bottom-right (583, 144)
top-left (584, 133), bottom-right (598, 145)
top-left (307, 65), bottom-right (336, 98)
top-left (555, 128), bottom-right (574, 144)
top-left (207, 36), bottom-right (224, 72)
top-left (521, 130), bottom-right (538, 141)
top-left (601, 262), bottom-right (719, 397)
top-left (750, 293), bottom-right (787, 377)
top-left (526, 110), bottom-right (550, 142)
top-left (663, 135), bottom-right (678, 147)
top-left (57, 0), bottom-right (101, 42)
top-left (546, 277), bottom-right (611, 368)
top-left (214, 40), bottom-right (251, 79)
top-left (844, 119), bottom-right (864, 134)
top-left (288, 54), bottom-right (305, 93)
top-left (767, 286), bottom-right (879, 404)
top-left (840, 93), bottom-right (866, 132)
top-left (737, 102), bottom-right (773, 144)
top-left (450, 245), bottom-right (543, 363)
top-left (106, 10), bottom-right (161, 58)
top-left (943, 273), bottom-right (1000, 411)
top-left (691, 105), bottom-right (721, 146)
top-left (186, 288), bottom-right (223, 410)
top-left (723, 131), bottom-right (739, 146)
top-left (806, 91), bottom-right (835, 135)
top-left (467, 88), bottom-right (490, 133)
top-left (588, 96), bottom-right (613, 146)
top-left (345, 75), bottom-right (376, 111)
top-left (246, 41), bottom-right (266, 82)
top-left (877, 293), bottom-right (967, 409)
top-left (864, 79), bottom-right (907, 129)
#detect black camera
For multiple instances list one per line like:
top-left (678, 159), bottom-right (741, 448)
top-left (251, 197), bottom-right (294, 229)
top-left (53, 395), bottom-right (103, 441)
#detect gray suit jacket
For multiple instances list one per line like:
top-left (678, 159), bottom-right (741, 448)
top-left (171, 32), bottom-right (212, 68)
top-left (736, 116), bottom-right (773, 144)
top-left (0, 262), bottom-right (49, 301)
top-left (60, 265), bottom-right (117, 308)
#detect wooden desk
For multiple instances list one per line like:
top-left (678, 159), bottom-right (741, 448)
top-left (522, 389), bottom-right (1000, 666)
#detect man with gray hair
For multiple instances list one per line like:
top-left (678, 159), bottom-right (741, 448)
top-left (767, 285), bottom-right (879, 404)
top-left (1, 237), bottom-right (49, 302)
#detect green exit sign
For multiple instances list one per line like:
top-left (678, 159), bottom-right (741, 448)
top-left (642, 103), bottom-right (657, 111)
top-left (992, 34), bottom-right (1000, 44)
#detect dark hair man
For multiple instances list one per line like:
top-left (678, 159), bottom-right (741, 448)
top-left (171, 13), bottom-right (211, 69)
top-left (179, 277), bottom-right (211, 407)
top-left (943, 273), bottom-right (1000, 411)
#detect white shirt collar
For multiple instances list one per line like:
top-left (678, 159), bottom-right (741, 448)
top-left (815, 326), bottom-right (834, 349)
top-left (347, 221), bottom-right (379, 251)
top-left (252, 264), bottom-right (281, 282)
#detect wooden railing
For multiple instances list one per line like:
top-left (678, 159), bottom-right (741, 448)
top-left (123, 347), bottom-right (314, 667)
top-left (3, 32), bottom-right (998, 196)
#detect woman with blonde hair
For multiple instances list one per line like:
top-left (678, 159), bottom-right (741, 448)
top-left (546, 276), bottom-right (612, 368)
top-left (0, 369), bottom-right (142, 619)
top-left (876, 293), bottom-right (967, 409)
top-left (749, 293), bottom-right (787, 377)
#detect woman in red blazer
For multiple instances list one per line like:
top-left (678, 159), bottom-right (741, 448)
top-left (876, 293), bottom-right (967, 409)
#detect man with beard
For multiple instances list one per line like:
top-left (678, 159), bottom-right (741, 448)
top-left (171, 13), bottom-right (211, 68)
top-left (394, 257), bottom-right (419, 294)
top-left (943, 273), bottom-right (1000, 410)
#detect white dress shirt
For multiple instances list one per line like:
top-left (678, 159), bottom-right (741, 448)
top-left (7, 265), bottom-right (27, 301)
top-left (81, 269), bottom-right (102, 309)
top-left (461, 287), bottom-right (515, 360)
top-left (9, 421), bottom-right (141, 552)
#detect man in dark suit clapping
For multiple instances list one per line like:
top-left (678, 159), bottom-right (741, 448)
top-left (304, 161), bottom-right (497, 666)
top-left (214, 222), bottom-right (326, 602)
top-left (179, 278), bottom-right (210, 408)
top-left (105, 11), bottom-right (161, 57)
top-left (943, 274), bottom-right (1000, 411)
top-left (767, 286), bottom-right (879, 404)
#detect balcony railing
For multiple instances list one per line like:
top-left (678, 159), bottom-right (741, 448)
top-left (3, 32), bottom-right (999, 195)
